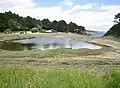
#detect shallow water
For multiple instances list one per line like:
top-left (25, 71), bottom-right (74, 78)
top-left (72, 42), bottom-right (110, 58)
top-left (0, 37), bottom-right (102, 51)
top-left (86, 31), bottom-right (105, 37)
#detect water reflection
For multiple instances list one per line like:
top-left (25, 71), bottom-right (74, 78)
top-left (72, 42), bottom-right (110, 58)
top-left (14, 37), bottom-right (72, 51)
top-left (0, 41), bottom-right (34, 51)
top-left (0, 37), bottom-right (102, 51)
top-left (14, 37), bottom-right (71, 46)
top-left (72, 42), bottom-right (101, 49)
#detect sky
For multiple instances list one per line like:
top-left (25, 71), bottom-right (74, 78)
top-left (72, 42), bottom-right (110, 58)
top-left (0, 0), bottom-right (120, 32)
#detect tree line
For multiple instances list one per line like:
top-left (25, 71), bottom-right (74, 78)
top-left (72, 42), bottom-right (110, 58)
top-left (0, 11), bottom-right (86, 34)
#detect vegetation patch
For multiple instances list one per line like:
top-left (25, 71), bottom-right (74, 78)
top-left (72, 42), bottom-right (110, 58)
top-left (0, 68), bottom-right (120, 88)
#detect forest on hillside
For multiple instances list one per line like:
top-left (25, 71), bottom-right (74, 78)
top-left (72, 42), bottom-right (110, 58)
top-left (0, 11), bottom-right (86, 34)
top-left (105, 13), bottom-right (120, 37)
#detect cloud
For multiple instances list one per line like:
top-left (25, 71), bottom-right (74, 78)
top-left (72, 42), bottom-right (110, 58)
top-left (0, 0), bottom-right (36, 9)
top-left (62, 0), bottom-right (74, 6)
top-left (72, 3), bottom-right (96, 10)
top-left (63, 1), bottom-right (74, 6)
top-left (0, 0), bottom-right (120, 32)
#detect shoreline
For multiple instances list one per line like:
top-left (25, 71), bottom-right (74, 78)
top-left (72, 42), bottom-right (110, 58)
top-left (0, 33), bottom-right (120, 70)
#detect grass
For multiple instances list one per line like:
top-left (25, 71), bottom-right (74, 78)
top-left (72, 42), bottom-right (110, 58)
top-left (0, 68), bottom-right (103, 88)
top-left (0, 49), bottom-right (103, 68)
top-left (105, 36), bottom-right (120, 42)
top-left (0, 48), bottom-right (102, 59)
top-left (60, 59), bottom-right (120, 66)
top-left (104, 70), bottom-right (120, 88)
top-left (0, 68), bottom-right (120, 88)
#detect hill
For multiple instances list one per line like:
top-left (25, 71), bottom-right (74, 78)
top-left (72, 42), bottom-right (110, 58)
top-left (105, 13), bottom-right (120, 37)
top-left (105, 23), bottom-right (120, 37)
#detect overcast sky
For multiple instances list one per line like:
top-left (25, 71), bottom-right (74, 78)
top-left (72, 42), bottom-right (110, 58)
top-left (0, 0), bottom-right (120, 32)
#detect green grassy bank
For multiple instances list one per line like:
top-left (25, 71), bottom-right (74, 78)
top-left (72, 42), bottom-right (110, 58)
top-left (0, 68), bottom-right (120, 88)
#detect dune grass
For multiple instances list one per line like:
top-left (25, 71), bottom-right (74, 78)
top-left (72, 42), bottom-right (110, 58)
top-left (0, 68), bottom-right (120, 88)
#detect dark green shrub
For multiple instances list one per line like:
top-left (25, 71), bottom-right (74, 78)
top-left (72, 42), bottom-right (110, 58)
top-left (30, 28), bottom-right (39, 33)
top-left (4, 29), bottom-right (12, 34)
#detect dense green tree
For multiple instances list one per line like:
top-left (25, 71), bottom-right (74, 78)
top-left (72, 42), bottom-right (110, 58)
top-left (41, 19), bottom-right (51, 30)
top-left (50, 20), bottom-right (58, 30)
top-left (24, 16), bottom-right (35, 29)
top-left (8, 19), bottom-right (18, 31)
top-left (57, 20), bottom-right (68, 32)
top-left (67, 22), bottom-right (78, 32)
top-left (114, 13), bottom-right (120, 23)
top-left (0, 11), bottom-right (86, 34)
